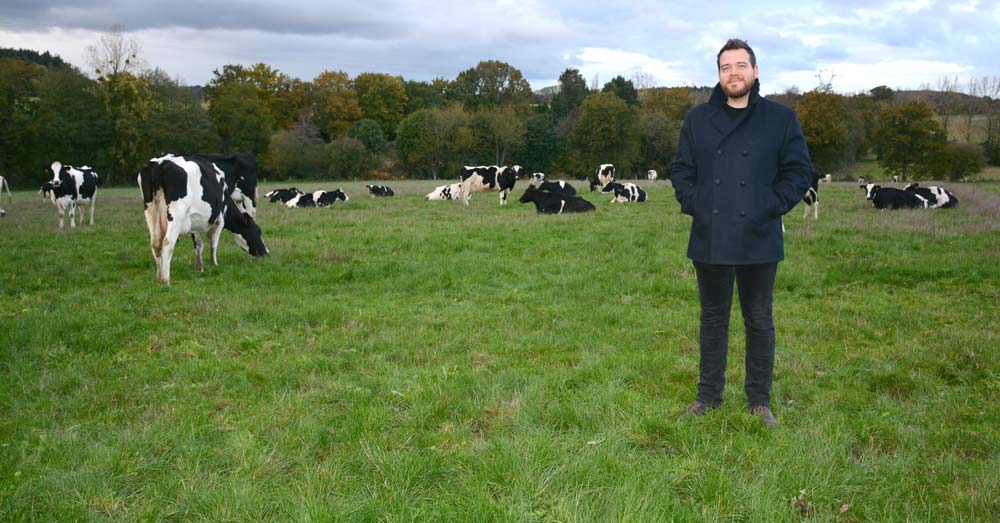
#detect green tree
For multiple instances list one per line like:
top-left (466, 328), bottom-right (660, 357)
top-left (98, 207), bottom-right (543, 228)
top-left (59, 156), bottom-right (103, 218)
top-left (451, 60), bottom-right (532, 109)
top-left (309, 70), bottom-right (362, 140)
top-left (327, 137), bottom-right (372, 179)
top-left (348, 118), bottom-right (386, 154)
top-left (405, 79), bottom-right (447, 113)
top-left (95, 70), bottom-right (159, 184)
top-left (872, 100), bottom-right (946, 181)
top-left (354, 72), bottom-right (408, 139)
top-left (0, 58), bottom-right (46, 183)
top-left (870, 85), bottom-right (894, 103)
top-left (550, 68), bottom-right (588, 118)
top-left (472, 106), bottom-right (526, 165)
top-left (602, 76), bottom-right (639, 107)
top-left (797, 90), bottom-right (851, 172)
top-left (570, 92), bottom-right (639, 176)
top-left (205, 63), bottom-right (302, 129)
top-left (263, 118), bottom-right (328, 180)
top-left (516, 113), bottom-right (558, 174)
top-left (912, 142), bottom-right (984, 181)
top-left (208, 82), bottom-right (274, 155)
top-left (637, 109), bottom-right (680, 178)
top-left (142, 68), bottom-right (220, 155)
top-left (395, 104), bottom-right (473, 179)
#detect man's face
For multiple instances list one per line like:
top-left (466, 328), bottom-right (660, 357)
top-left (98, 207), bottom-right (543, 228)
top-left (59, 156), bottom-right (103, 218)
top-left (718, 49), bottom-right (758, 99)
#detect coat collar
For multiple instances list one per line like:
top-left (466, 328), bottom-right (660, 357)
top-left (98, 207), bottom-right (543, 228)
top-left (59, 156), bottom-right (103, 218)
top-left (708, 78), bottom-right (763, 108)
top-left (707, 79), bottom-right (762, 142)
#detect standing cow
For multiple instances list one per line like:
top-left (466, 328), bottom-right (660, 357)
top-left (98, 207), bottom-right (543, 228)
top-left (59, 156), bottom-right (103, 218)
top-left (43, 162), bottom-right (98, 228)
top-left (192, 153), bottom-right (258, 219)
top-left (647, 169), bottom-right (658, 181)
top-left (0, 176), bottom-right (11, 217)
top-left (459, 165), bottom-right (522, 207)
top-left (138, 154), bottom-right (268, 285)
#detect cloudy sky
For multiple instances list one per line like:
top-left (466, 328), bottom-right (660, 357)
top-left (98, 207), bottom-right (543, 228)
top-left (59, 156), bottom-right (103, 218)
top-left (1, 0), bottom-right (997, 94)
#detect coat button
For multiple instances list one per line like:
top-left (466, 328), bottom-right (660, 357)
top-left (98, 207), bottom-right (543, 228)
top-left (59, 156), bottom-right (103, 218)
top-left (739, 180), bottom-right (747, 187)
top-left (714, 178), bottom-right (720, 185)
top-left (716, 149), bottom-right (722, 155)
top-left (713, 209), bottom-right (719, 215)
top-left (742, 149), bottom-right (749, 156)
top-left (740, 211), bottom-right (746, 217)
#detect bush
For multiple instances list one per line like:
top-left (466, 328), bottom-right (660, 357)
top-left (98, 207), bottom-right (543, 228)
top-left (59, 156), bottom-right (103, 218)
top-left (912, 142), bottom-right (985, 181)
top-left (327, 137), bottom-right (372, 179)
top-left (262, 122), bottom-right (328, 180)
top-left (347, 118), bottom-right (386, 154)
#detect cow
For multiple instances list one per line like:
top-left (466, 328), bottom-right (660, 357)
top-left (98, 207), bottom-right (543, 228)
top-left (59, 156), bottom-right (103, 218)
top-left (265, 187), bottom-right (304, 203)
top-left (518, 185), bottom-right (595, 214)
top-left (459, 165), bottom-right (521, 207)
top-left (802, 167), bottom-right (820, 221)
top-left (529, 172), bottom-right (545, 184)
top-left (864, 183), bottom-right (927, 210)
top-left (903, 182), bottom-right (958, 209)
top-left (192, 154), bottom-right (259, 219)
top-left (285, 189), bottom-right (348, 208)
top-left (426, 183), bottom-right (463, 201)
top-left (601, 182), bottom-right (647, 203)
top-left (366, 184), bottom-right (395, 197)
top-left (0, 176), bottom-right (11, 217)
top-left (535, 180), bottom-right (577, 196)
top-left (821, 174), bottom-right (832, 183)
top-left (891, 175), bottom-right (899, 183)
top-left (589, 164), bottom-right (616, 192)
top-left (138, 154), bottom-right (268, 285)
top-left (44, 162), bottom-right (98, 228)
top-left (858, 176), bottom-right (866, 186)
top-left (647, 169), bottom-right (658, 181)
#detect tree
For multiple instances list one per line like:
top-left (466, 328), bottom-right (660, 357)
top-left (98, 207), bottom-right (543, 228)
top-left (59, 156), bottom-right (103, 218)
top-left (85, 25), bottom-right (146, 77)
top-left (309, 70), bottom-right (362, 140)
top-left (32, 65), bottom-right (113, 178)
top-left (95, 70), bottom-right (159, 184)
top-left (872, 100), bottom-right (945, 181)
top-left (870, 85), bottom-right (894, 103)
top-left (912, 142), bottom-right (984, 181)
top-left (768, 86), bottom-right (801, 109)
top-left (472, 106), bottom-right (526, 165)
top-left (142, 68), bottom-right (220, 156)
top-left (348, 118), bottom-right (386, 153)
top-left (570, 92), bottom-right (639, 176)
top-left (327, 137), bottom-right (372, 179)
top-left (395, 104), bottom-right (474, 179)
top-left (208, 82), bottom-right (274, 155)
top-left (354, 73), bottom-right (408, 139)
top-left (637, 109), bottom-right (680, 178)
top-left (797, 90), bottom-right (851, 172)
top-left (639, 87), bottom-right (693, 120)
top-left (451, 60), bottom-right (532, 109)
top-left (0, 58), bottom-right (46, 182)
top-left (516, 113), bottom-right (558, 174)
top-left (550, 68), bottom-right (588, 118)
top-left (205, 63), bottom-right (302, 129)
top-left (405, 79), bottom-right (447, 113)
top-left (602, 76), bottom-right (639, 107)
top-left (264, 117), bottom-right (328, 180)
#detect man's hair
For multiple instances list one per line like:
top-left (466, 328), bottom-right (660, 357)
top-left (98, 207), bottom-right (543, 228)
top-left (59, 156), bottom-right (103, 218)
top-left (717, 38), bottom-right (756, 69)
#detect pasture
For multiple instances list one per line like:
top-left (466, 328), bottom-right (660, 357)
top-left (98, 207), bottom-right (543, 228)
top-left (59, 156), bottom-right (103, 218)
top-left (1, 180), bottom-right (998, 521)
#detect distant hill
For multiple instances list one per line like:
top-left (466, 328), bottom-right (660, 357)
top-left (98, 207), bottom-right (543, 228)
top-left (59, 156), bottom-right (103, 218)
top-left (0, 47), bottom-right (70, 69)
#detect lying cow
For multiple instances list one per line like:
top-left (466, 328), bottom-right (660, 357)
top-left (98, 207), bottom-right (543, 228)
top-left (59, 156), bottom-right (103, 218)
top-left (589, 164), bottom-right (616, 192)
top-left (366, 185), bottom-right (395, 197)
top-left (601, 182), bottom-right (647, 202)
top-left (193, 153), bottom-right (258, 218)
top-left (903, 183), bottom-right (958, 209)
top-left (285, 189), bottom-right (348, 208)
top-left (519, 185), bottom-right (595, 214)
top-left (529, 172), bottom-right (545, 184)
top-left (265, 187), bottom-right (303, 203)
top-left (864, 183), bottom-right (927, 210)
top-left (43, 162), bottom-right (98, 228)
top-left (535, 180), bottom-right (577, 196)
top-left (426, 183), bottom-right (463, 201)
top-left (0, 175), bottom-right (11, 217)
top-left (138, 154), bottom-right (268, 285)
top-left (459, 165), bottom-right (521, 207)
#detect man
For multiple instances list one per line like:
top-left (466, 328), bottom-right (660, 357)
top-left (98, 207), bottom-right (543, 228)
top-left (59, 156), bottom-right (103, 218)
top-left (668, 39), bottom-right (812, 428)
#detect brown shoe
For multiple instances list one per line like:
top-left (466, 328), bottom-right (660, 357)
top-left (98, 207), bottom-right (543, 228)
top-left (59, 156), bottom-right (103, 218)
top-left (750, 405), bottom-right (778, 428)
top-left (684, 400), bottom-right (712, 417)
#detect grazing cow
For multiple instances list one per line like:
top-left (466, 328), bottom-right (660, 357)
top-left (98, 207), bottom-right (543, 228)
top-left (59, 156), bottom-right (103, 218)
top-left (366, 184), bottom-right (395, 197)
top-left (426, 183), bottom-right (463, 201)
top-left (44, 162), bottom-right (98, 228)
top-left (601, 182), bottom-right (647, 202)
top-left (529, 172), bottom-right (545, 184)
top-left (459, 165), bottom-right (522, 207)
top-left (285, 189), bottom-right (348, 208)
top-left (518, 185), bottom-right (595, 214)
top-left (821, 174), bottom-right (832, 183)
top-left (903, 182), bottom-right (958, 209)
top-left (535, 180), bottom-right (577, 196)
top-left (802, 167), bottom-right (820, 221)
top-left (192, 154), bottom-right (258, 218)
top-left (647, 169), bottom-right (658, 181)
top-left (265, 187), bottom-right (304, 203)
top-left (589, 164), bottom-right (616, 192)
top-left (138, 154), bottom-right (268, 285)
top-left (864, 183), bottom-right (927, 210)
top-left (892, 175), bottom-right (899, 183)
top-left (0, 175), bottom-right (11, 217)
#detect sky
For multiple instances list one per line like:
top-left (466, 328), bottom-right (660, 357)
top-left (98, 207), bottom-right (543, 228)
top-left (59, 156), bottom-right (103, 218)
top-left (1, 0), bottom-right (998, 95)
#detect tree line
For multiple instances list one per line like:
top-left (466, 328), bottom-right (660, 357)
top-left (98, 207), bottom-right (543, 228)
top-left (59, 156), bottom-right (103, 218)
top-left (2, 29), bottom-right (997, 187)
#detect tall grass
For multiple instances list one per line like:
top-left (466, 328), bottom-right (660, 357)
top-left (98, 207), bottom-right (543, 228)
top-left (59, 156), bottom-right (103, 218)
top-left (1, 180), bottom-right (998, 521)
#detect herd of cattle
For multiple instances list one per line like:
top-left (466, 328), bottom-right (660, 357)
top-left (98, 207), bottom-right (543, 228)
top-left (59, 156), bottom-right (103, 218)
top-left (5, 155), bottom-right (962, 284)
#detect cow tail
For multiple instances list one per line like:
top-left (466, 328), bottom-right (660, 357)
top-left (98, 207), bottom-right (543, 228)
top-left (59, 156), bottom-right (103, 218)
top-left (1, 177), bottom-right (11, 205)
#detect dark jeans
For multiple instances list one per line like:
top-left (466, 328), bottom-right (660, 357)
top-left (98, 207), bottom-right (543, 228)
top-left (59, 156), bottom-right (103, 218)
top-left (693, 261), bottom-right (778, 409)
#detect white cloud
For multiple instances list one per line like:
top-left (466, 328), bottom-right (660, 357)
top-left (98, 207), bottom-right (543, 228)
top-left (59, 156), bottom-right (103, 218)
top-left (770, 59), bottom-right (973, 93)
top-left (574, 47), bottom-right (688, 87)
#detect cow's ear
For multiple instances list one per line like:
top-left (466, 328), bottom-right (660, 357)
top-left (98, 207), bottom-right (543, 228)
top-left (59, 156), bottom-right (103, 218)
top-left (240, 212), bottom-right (251, 225)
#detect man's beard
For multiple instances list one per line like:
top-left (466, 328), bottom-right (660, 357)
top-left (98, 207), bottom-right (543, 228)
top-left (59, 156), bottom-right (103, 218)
top-left (722, 77), bottom-right (753, 99)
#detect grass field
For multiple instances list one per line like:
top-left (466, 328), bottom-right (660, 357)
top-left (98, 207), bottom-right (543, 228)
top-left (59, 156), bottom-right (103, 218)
top-left (2, 179), bottom-right (999, 521)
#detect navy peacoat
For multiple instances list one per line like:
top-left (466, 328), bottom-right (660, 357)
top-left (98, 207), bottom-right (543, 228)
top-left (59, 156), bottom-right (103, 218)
top-left (669, 80), bottom-right (813, 265)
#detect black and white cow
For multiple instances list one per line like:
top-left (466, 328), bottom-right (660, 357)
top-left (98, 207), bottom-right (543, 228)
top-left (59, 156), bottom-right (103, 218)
top-left (802, 167), bottom-right (820, 221)
top-left (285, 189), bottom-right (349, 208)
top-left (192, 154), bottom-right (258, 219)
top-left (601, 182), bottom-right (647, 202)
top-left (519, 185), bottom-right (595, 214)
top-left (858, 176), bottom-right (866, 186)
top-left (265, 187), bottom-right (303, 203)
top-left (864, 183), bottom-right (927, 210)
top-left (138, 154), bottom-right (268, 285)
top-left (426, 183), bottom-right (463, 201)
top-left (820, 174), bottom-right (832, 183)
top-left (0, 175), bottom-right (11, 217)
top-left (529, 172), bottom-right (545, 184)
top-left (366, 184), bottom-right (395, 197)
top-left (459, 165), bottom-right (522, 207)
top-left (647, 169), bottom-right (658, 181)
top-left (903, 183), bottom-right (958, 209)
top-left (535, 180), bottom-right (577, 196)
top-left (891, 175), bottom-right (899, 183)
top-left (589, 164), bottom-right (616, 192)
top-left (43, 162), bottom-right (98, 228)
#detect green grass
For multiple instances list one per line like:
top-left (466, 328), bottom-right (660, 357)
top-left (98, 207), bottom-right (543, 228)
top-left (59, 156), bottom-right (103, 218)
top-left (2, 180), bottom-right (999, 521)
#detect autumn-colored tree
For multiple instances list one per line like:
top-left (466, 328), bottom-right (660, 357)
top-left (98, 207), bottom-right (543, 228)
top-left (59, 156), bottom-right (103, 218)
top-left (205, 63), bottom-right (302, 129)
top-left (354, 72), bottom-right (408, 139)
top-left (570, 92), bottom-right (639, 176)
top-left (797, 90), bottom-right (851, 172)
top-left (872, 100), bottom-right (945, 181)
top-left (451, 60), bottom-right (532, 109)
top-left (309, 70), bottom-right (362, 139)
top-left (639, 87), bottom-right (693, 120)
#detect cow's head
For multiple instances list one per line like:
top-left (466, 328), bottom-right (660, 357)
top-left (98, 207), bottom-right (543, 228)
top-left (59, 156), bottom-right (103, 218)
top-left (903, 182), bottom-right (919, 192)
top-left (39, 181), bottom-right (54, 200)
top-left (529, 172), bottom-right (545, 185)
top-left (519, 185), bottom-right (539, 203)
top-left (865, 183), bottom-right (880, 200)
top-left (225, 201), bottom-right (269, 257)
top-left (316, 189), bottom-right (348, 207)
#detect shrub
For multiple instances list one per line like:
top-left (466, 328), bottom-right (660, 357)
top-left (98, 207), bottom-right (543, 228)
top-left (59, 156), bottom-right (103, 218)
top-left (913, 142), bottom-right (985, 181)
top-left (327, 137), bottom-right (372, 179)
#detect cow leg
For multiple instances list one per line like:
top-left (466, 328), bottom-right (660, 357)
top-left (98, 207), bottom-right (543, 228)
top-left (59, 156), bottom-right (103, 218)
top-left (143, 204), bottom-right (164, 280)
top-left (208, 222), bottom-right (224, 266)
top-left (813, 201), bottom-right (819, 220)
top-left (500, 189), bottom-right (507, 206)
top-left (192, 233), bottom-right (204, 272)
top-left (57, 204), bottom-right (65, 228)
top-left (69, 201), bottom-right (77, 228)
top-left (802, 202), bottom-right (809, 220)
top-left (89, 198), bottom-right (95, 225)
top-left (460, 181), bottom-right (471, 207)
top-left (158, 222), bottom-right (183, 285)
